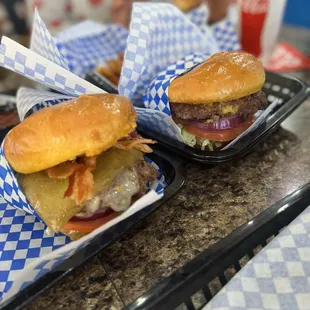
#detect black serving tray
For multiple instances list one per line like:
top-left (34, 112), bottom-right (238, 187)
top-left (0, 146), bottom-right (186, 310)
top-left (86, 71), bottom-right (310, 164)
top-left (124, 182), bottom-right (310, 310)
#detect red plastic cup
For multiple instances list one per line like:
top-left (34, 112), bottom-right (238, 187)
top-left (238, 0), bottom-right (287, 64)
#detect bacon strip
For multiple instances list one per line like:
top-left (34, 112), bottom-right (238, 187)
top-left (64, 168), bottom-right (94, 206)
top-left (47, 156), bottom-right (97, 206)
top-left (80, 156), bottom-right (97, 170)
top-left (47, 162), bottom-right (81, 179)
top-left (46, 131), bottom-right (154, 206)
top-left (47, 156), bottom-right (97, 180)
top-left (115, 133), bottom-right (156, 153)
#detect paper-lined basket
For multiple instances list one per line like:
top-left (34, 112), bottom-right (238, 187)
top-left (0, 8), bottom-right (167, 301)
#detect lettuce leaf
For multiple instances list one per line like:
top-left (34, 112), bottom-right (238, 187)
top-left (179, 125), bottom-right (221, 151)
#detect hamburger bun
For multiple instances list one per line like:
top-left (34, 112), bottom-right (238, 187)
top-left (173, 0), bottom-right (203, 12)
top-left (168, 51), bottom-right (265, 105)
top-left (4, 94), bottom-right (137, 174)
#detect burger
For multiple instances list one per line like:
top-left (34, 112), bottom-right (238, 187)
top-left (169, 51), bottom-right (266, 151)
top-left (4, 94), bottom-right (157, 240)
top-left (173, 0), bottom-right (203, 12)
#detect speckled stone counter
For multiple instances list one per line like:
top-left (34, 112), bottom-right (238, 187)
top-left (24, 27), bottom-right (310, 310)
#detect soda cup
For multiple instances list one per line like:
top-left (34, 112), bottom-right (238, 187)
top-left (237, 0), bottom-right (287, 65)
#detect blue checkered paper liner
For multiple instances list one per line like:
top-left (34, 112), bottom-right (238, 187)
top-left (0, 198), bottom-right (70, 299)
top-left (30, 10), bottom-right (128, 78)
top-left (185, 3), bottom-right (209, 28)
top-left (143, 52), bottom-right (280, 148)
top-left (0, 11), bottom-right (105, 120)
top-left (144, 52), bottom-right (208, 115)
top-left (204, 205), bottom-right (310, 310)
top-left (142, 52), bottom-right (208, 142)
top-left (55, 21), bottom-right (128, 78)
top-left (210, 19), bottom-right (241, 52)
top-left (0, 148), bottom-right (165, 301)
top-left (32, 10), bottom-right (128, 79)
top-left (118, 3), bottom-right (219, 107)
top-left (184, 3), bottom-right (240, 52)
top-left (136, 107), bottom-right (184, 143)
top-left (17, 87), bottom-right (74, 121)
top-left (0, 36), bottom-right (102, 102)
top-left (0, 145), bottom-right (39, 218)
top-left (30, 10), bottom-right (69, 71)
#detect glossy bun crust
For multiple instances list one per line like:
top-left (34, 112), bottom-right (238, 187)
top-left (168, 51), bottom-right (265, 105)
top-left (4, 94), bottom-right (137, 174)
top-left (173, 0), bottom-right (202, 12)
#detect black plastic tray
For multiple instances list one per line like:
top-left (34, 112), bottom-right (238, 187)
top-left (124, 182), bottom-right (310, 310)
top-left (0, 147), bottom-right (186, 310)
top-left (86, 71), bottom-right (310, 164)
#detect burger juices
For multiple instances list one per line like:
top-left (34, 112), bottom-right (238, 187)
top-left (169, 51), bottom-right (267, 150)
top-left (4, 94), bottom-right (157, 240)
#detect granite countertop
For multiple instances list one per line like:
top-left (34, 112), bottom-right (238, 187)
top-left (24, 26), bottom-right (310, 310)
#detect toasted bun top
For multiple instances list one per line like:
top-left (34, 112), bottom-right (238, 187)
top-left (4, 94), bottom-right (137, 174)
top-left (173, 0), bottom-right (202, 12)
top-left (168, 51), bottom-right (265, 105)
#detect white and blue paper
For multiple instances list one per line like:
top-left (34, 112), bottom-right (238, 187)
top-left (31, 8), bottom-right (128, 78)
top-left (209, 19), bottom-right (241, 52)
top-left (185, 3), bottom-right (209, 28)
top-left (55, 21), bottom-right (128, 78)
top-left (0, 9), bottom-right (166, 301)
top-left (141, 52), bottom-right (210, 143)
top-left (118, 3), bottom-right (219, 106)
top-left (204, 205), bottom-right (310, 310)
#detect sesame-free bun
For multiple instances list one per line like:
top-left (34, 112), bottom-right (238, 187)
top-left (4, 94), bottom-right (137, 174)
top-left (168, 51), bottom-right (265, 105)
top-left (173, 0), bottom-right (202, 12)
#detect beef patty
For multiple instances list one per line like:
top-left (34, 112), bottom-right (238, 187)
top-left (134, 161), bottom-right (158, 192)
top-left (170, 90), bottom-right (267, 121)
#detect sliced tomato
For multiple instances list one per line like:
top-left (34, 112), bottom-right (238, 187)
top-left (63, 211), bottom-right (119, 233)
top-left (184, 116), bottom-right (254, 142)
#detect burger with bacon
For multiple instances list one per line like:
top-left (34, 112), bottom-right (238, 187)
top-left (169, 51), bottom-right (267, 151)
top-left (4, 94), bottom-right (157, 240)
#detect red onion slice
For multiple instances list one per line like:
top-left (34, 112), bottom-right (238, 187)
top-left (176, 115), bottom-right (245, 131)
top-left (71, 208), bottom-right (114, 222)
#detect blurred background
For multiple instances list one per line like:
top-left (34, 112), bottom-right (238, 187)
top-left (0, 0), bottom-right (309, 93)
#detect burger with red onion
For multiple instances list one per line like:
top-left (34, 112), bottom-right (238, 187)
top-left (4, 94), bottom-right (157, 240)
top-left (169, 51), bottom-right (267, 151)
